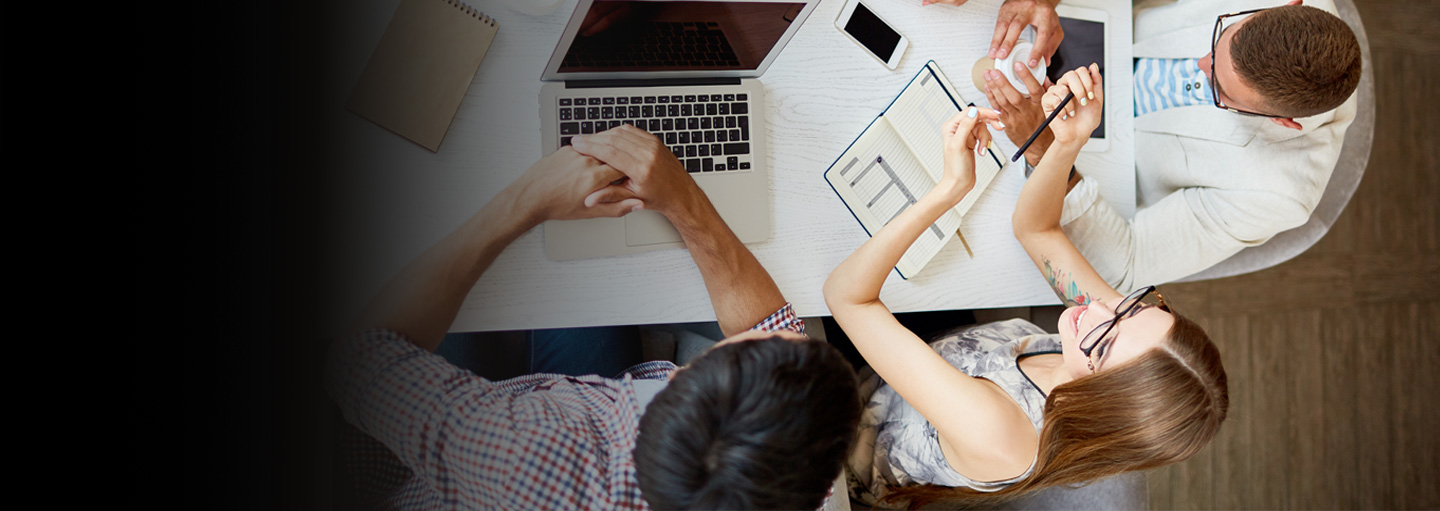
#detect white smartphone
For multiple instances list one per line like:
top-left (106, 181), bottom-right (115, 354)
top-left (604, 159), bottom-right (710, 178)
top-left (835, 0), bottom-right (908, 69)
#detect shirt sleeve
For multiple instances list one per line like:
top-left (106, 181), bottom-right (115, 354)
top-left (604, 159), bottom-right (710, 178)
top-left (1059, 176), bottom-right (1311, 293)
top-left (750, 302), bottom-right (804, 334)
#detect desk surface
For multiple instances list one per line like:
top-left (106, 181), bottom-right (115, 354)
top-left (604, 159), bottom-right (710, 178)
top-left (329, 0), bottom-right (1134, 332)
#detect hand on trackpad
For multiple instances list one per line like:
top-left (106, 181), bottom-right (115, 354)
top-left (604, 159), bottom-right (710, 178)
top-left (625, 210), bottom-right (683, 246)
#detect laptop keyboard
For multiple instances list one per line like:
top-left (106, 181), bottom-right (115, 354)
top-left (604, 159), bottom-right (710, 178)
top-left (557, 93), bottom-right (752, 173)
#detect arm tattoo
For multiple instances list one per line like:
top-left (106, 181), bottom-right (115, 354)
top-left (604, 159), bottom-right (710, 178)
top-left (1044, 257), bottom-right (1094, 307)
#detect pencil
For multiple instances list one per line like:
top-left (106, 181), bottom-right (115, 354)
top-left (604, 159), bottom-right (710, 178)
top-left (1011, 91), bottom-right (1074, 162)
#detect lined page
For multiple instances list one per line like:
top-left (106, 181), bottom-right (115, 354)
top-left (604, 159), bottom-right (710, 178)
top-left (828, 120), bottom-right (960, 277)
top-left (886, 64), bottom-right (1005, 218)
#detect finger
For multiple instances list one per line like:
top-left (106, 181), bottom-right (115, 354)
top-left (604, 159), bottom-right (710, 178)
top-left (989, 13), bottom-right (1014, 58)
top-left (1089, 63), bottom-right (1104, 103)
top-left (982, 78), bottom-right (1003, 114)
top-left (995, 67), bottom-right (1028, 107)
top-left (941, 111), bottom-right (968, 148)
top-left (995, 20), bottom-right (1024, 59)
top-left (1030, 22), bottom-right (1063, 68)
top-left (571, 129), bottom-right (648, 172)
top-left (1015, 60), bottom-right (1047, 98)
top-left (1074, 65), bottom-right (1095, 104)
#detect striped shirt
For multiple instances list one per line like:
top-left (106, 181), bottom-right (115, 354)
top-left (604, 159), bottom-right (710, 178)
top-left (1133, 58), bottom-right (1213, 117)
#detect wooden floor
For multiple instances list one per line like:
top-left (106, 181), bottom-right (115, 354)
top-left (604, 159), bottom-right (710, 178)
top-left (1144, 1), bottom-right (1440, 508)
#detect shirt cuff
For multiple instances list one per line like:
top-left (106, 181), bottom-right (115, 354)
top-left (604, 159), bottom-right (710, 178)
top-left (1060, 176), bottom-right (1102, 226)
top-left (749, 302), bottom-right (804, 335)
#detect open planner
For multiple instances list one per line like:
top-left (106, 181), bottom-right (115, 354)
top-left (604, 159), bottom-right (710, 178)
top-left (824, 61), bottom-right (1005, 279)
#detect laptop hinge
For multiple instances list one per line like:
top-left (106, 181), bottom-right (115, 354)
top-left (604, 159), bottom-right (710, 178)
top-left (565, 77), bottom-right (743, 89)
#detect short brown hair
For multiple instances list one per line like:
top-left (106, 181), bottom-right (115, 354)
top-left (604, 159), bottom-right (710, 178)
top-left (1230, 5), bottom-right (1362, 118)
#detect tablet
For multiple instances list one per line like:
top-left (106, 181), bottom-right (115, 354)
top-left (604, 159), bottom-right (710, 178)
top-left (1050, 5), bottom-right (1108, 152)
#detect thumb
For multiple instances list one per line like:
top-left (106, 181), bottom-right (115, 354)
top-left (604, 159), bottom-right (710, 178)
top-left (588, 198), bottom-right (644, 218)
top-left (584, 185), bottom-right (638, 207)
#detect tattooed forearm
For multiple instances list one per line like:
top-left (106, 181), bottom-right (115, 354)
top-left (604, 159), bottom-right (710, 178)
top-left (1043, 257), bottom-right (1094, 307)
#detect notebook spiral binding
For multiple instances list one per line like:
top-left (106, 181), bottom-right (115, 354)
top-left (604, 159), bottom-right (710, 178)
top-left (444, 0), bottom-right (496, 26)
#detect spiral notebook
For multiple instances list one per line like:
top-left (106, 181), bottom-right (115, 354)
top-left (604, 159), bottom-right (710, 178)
top-left (348, 0), bottom-right (499, 152)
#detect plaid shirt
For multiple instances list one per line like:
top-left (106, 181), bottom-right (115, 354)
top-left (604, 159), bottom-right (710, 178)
top-left (328, 304), bottom-right (804, 510)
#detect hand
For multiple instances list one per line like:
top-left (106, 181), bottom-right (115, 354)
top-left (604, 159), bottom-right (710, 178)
top-left (507, 147), bottom-right (642, 224)
top-left (990, 0), bottom-right (1063, 69)
top-left (938, 105), bottom-right (1002, 202)
top-left (570, 125), bottom-right (706, 218)
top-left (983, 61), bottom-right (1053, 165)
top-left (1042, 64), bottom-right (1104, 145)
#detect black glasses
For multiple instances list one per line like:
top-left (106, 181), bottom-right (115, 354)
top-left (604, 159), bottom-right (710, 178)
top-left (1210, 8), bottom-right (1286, 118)
top-left (1079, 286), bottom-right (1170, 372)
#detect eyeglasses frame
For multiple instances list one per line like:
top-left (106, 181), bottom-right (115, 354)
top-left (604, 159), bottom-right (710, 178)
top-left (1209, 8), bottom-right (1288, 119)
top-left (1078, 285), bottom-right (1171, 372)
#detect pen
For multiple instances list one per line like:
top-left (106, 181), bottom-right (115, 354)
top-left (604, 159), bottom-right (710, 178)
top-left (1011, 91), bottom-right (1073, 163)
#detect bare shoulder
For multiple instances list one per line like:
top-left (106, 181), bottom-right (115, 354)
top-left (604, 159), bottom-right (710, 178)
top-left (933, 378), bottom-right (1041, 483)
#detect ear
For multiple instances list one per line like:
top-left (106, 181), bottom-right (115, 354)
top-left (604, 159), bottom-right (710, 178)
top-left (1270, 117), bottom-right (1303, 130)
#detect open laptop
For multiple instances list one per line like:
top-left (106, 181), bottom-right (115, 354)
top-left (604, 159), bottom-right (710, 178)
top-left (540, 0), bottom-right (818, 261)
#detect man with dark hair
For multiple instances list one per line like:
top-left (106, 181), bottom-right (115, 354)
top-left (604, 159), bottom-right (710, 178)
top-left (328, 125), bottom-right (861, 510)
top-left (984, 0), bottom-right (1362, 292)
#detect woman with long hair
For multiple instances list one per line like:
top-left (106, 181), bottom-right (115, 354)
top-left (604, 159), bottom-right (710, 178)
top-left (823, 65), bottom-right (1228, 508)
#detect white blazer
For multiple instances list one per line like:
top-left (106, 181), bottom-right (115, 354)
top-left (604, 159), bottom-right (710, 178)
top-left (1059, 0), bottom-right (1358, 292)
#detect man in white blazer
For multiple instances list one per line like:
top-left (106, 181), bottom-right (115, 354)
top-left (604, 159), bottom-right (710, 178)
top-left (983, 0), bottom-right (1362, 293)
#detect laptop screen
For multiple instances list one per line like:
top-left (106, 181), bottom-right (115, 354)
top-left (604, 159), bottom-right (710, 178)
top-left (557, 1), bottom-right (808, 73)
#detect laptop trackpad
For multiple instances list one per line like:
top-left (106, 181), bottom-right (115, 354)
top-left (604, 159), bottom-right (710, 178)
top-left (625, 210), bottom-right (682, 246)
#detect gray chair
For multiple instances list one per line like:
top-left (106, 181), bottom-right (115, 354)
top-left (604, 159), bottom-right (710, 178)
top-left (1180, 0), bottom-right (1375, 282)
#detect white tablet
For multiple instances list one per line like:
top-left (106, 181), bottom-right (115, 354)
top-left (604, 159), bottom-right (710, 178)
top-left (1050, 5), bottom-right (1109, 152)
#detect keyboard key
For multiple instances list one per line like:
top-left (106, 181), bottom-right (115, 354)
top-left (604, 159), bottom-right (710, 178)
top-left (740, 161), bottom-right (751, 170)
top-left (711, 143), bottom-right (722, 155)
top-left (559, 109), bottom-right (572, 120)
top-left (666, 132), bottom-right (677, 144)
top-left (684, 95), bottom-right (696, 102)
top-left (718, 103), bottom-right (729, 115)
top-left (701, 117), bottom-right (711, 129)
top-left (662, 119), bottom-right (674, 131)
top-left (690, 131), bottom-right (702, 141)
top-left (588, 107), bottom-right (600, 118)
top-left (608, 120), bottom-right (621, 129)
top-left (622, 120), bottom-right (635, 127)
top-left (698, 144), bottom-right (709, 157)
top-left (648, 119), bottom-right (661, 131)
top-left (722, 142), bottom-right (749, 155)
top-left (678, 132), bottom-right (690, 144)
top-left (668, 105), bottom-right (679, 116)
top-left (704, 131), bottom-right (715, 143)
top-left (588, 98), bottom-right (601, 105)
top-left (681, 104), bottom-right (692, 116)
top-left (723, 94), bottom-right (735, 101)
top-left (698, 94), bottom-right (709, 102)
top-left (657, 96), bottom-right (670, 103)
top-left (685, 145), bottom-right (697, 157)
top-left (730, 103), bottom-right (748, 114)
top-left (703, 157), bottom-right (714, 170)
top-left (737, 93), bottom-right (748, 100)
top-left (715, 163), bottom-right (726, 171)
top-left (631, 96), bottom-right (643, 104)
top-left (672, 146), bottom-right (684, 158)
top-left (706, 103), bottom-right (717, 116)
top-left (559, 98), bottom-right (572, 106)
top-left (629, 106), bottom-right (640, 117)
top-left (717, 131), bottom-right (727, 142)
top-left (616, 97), bottom-right (628, 104)
top-left (729, 129), bottom-right (740, 141)
top-left (574, 108), bottom-right (586, 120)
top-left (671, 95), bottom-right (683, 102)
top-left (581, 121), bottom-right (594, 134)
top-left (687, 118), bottom-right (699, 130)
top-left (595, 122), bottom-right (608, 132)
top-left (644, 96), bottom-right (657, 104)
top-left (603, 97), bottom-right (615, 105)
top-left (727, 156), bottom-right (738, 170)
top-left (726, 116), bottom-right (736, 128)
top-left (614, 107), bottom-right (625, 119)
top-left (642, 105), bottom-right (653, 117)
top-left (686, 158), bottom-right (701, 172)
top-left (560, 122), bottom-right (579, 135)
top-left (561, 136), bottom-right (572, 146)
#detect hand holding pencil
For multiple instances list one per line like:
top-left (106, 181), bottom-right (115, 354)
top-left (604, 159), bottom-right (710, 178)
top-left (1042, 63), bottom-right (1104, 146)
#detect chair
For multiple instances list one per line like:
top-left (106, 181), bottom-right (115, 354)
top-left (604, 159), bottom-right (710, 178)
top-left (1179, 0), bottom-right (1375, 282)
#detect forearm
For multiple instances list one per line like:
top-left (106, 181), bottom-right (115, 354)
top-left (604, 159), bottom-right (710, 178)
top-left (667, 198), bottom-right (786, 337)
top-left (357, 190), bottom-right (537, 351)
top-left (1013, 141), bottom-right (1082, 237)
top-left (825, 183), bottom-right (969, 310)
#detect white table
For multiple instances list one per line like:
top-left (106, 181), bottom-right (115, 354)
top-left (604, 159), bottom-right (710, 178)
top-left (326, 0), bottom-right (1134, 332)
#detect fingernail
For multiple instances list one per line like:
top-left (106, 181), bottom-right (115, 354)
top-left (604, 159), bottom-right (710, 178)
top-left (1014, 61), bottom-right (1025, 71)
top-left (967, 107), bottom-right (978, 118)
top-left (1029, 59), bottom-right (1038, 68)
top-left (1079, 97), bottom-right (1087, 106)
top-left (997, 120), bottom-right (1006, 129)
top-left (1088, 91), bottom-right (1095, 100)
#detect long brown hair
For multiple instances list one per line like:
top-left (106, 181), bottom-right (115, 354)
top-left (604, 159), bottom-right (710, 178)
top-left (881, 314), bottom-right (1228, 509)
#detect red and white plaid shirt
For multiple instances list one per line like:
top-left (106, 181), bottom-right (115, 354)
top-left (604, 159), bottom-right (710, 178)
top-left (328, 304), bottom-right (804, 510)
